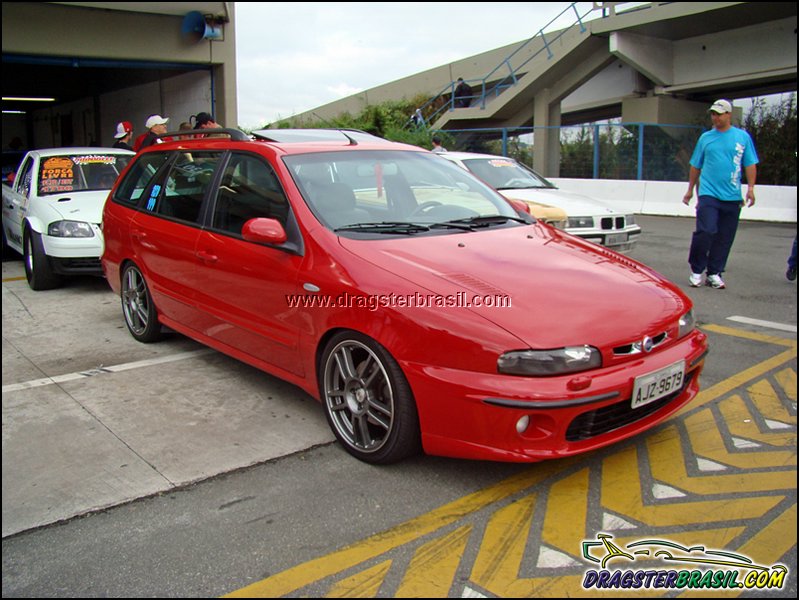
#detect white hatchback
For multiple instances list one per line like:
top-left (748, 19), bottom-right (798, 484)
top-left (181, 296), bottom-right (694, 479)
top-left (439, 151), bottom-right (641, 252)
top-left (2, 147), bottom-right (134, 289)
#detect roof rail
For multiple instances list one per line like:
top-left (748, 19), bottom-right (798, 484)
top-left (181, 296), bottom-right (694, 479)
top-left (157, 128), bottom-right (252, 142)
top-left (251, 128), bottom-right (386, 144)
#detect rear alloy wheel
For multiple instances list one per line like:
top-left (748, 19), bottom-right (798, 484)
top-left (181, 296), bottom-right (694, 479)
top-left (120, 263), bottom-right (163, 343)
top-left (320, 331), bottom-right (421, 464)
top-left (23, 229), bottom-right (62, 290)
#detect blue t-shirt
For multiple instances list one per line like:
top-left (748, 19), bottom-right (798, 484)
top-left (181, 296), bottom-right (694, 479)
top-left (690, 126), bottom-right (758, 201)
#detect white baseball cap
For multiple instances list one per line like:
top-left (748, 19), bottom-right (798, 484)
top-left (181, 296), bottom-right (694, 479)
top-left (709, 99), bottom-right (732, 114)
top-left (145, 114), bottom-right (169, 129)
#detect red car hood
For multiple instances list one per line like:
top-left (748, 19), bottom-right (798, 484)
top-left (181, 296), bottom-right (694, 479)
top-left (338, 224), bottom-right (688, 349)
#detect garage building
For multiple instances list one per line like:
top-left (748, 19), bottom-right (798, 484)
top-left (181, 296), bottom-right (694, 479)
top-left (2, 2), bottom-right (237, 150)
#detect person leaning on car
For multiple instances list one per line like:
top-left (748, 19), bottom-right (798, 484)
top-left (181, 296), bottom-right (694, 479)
top-left (135, 114), bottom-right (170, 151)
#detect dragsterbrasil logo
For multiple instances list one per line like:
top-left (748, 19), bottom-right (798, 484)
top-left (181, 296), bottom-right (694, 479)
top-left (581, 533), bottom-right (789, 591)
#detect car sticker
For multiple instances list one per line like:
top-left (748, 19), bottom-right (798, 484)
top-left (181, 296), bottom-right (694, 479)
top-left (40, 157), bottom-right (76, 193)
top-left (146, 184), bottom-right (161, 211)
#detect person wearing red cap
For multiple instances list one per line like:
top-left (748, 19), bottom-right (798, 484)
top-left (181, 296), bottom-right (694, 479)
top-left (112, 121), bottom-right (134, 151)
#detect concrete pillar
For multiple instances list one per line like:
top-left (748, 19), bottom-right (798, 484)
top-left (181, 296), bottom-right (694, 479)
top-left (533, 88), bottom-right (563, 177)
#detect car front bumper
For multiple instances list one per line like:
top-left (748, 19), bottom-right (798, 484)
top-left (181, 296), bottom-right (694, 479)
top-left (404, 329), bottom-right (708, 462)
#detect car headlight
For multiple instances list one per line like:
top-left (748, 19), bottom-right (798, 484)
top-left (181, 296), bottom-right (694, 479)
top-left (625, 214), bottom-right (636, 225)
top-left (498, 346), bottom-right (602, 376)
top-left (567, 216), bottom-right (594, 228)
top-left (47, 220), bottom-right (95, 238)
top-left (678, 309), bottom-right (695, 339)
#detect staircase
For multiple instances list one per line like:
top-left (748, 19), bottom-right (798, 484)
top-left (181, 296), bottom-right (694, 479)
top-left (411, 2), bottom-right (598, 131)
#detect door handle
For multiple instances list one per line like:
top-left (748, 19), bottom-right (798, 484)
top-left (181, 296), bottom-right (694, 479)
top-left (196, 250), bottom-right (218, 263)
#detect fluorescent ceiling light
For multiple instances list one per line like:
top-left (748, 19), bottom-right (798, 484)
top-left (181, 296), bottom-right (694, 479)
top-left (3, 110), bottom-right (27, 114)
top-left (2, 96), bottom-right (56, 102)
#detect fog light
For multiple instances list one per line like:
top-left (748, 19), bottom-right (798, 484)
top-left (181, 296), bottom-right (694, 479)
top-left (516, 415), bottom-right (530, 434)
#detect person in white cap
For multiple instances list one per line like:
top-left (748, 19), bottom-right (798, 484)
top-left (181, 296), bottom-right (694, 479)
top-left (136, 114), bottom-right (170, 151)
top-left (112, 121), bottom-right (134, 151)
top-left (682, 99), bottom-right (758, 289)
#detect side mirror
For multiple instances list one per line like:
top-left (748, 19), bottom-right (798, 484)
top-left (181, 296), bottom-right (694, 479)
top-left (241, 218), bottom-right (288, 245)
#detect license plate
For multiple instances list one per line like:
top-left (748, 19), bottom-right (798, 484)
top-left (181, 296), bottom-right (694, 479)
top-left (605, 233), bottom-right (628, 246)
top-left (631, 361), bottom-right (685, 409)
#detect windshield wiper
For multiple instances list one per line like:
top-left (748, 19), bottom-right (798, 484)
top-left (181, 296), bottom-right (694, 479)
top-left (446, 215), bottom-right (529, 228)
top-left (334, 221), bottom-right (431, 234)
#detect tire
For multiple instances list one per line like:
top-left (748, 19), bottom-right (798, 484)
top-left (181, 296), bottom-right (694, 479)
top-left (320, 331), bottom-right (421, 464)
top-left (120, 263), bottom-right (163, 343)
top-left (23, 228), bottom-right (62, 290)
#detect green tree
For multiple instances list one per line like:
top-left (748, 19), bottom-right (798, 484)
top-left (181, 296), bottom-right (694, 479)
top-left (742, 94), bottom-right (797, 186)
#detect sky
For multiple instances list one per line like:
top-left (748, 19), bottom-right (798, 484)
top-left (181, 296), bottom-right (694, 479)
top-left (233, 2), bottom-right (598, 129)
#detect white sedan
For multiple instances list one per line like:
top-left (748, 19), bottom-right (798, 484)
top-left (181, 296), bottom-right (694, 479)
top-left (2, 147), bottom-right (134, 290)
top-left (439, 151), bottom-right (641, 252)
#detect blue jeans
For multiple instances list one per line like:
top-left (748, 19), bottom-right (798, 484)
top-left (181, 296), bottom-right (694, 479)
top-left (688, 196), bottom-right (743, 276)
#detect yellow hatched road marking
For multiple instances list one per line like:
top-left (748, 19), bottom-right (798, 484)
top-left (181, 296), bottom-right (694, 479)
top-left (326, 560), bottom-right (392, 598)
top-left (720, 394), bottom-right (795, 447)
top-left (541, 468), bottom-right (589, 557)
top-left (647, 426), bottom-right (795, 493)
top-left (395, 525), bottom-right (472, 597)
top-left (225, 324), bottom-right (796, 598)
top-left (685, 408), bottom-right (795, 469)
top-left (602, 446), bottom-right (784, 526)
top-left (224, 463), bottom-right (568, 597)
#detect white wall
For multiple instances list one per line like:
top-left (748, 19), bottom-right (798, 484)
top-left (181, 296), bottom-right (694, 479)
top-left (550, 178), bottom-right (797, 223)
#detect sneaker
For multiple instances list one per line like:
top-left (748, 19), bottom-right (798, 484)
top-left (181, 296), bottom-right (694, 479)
top-left (788, 266), bottom-right (797, 281)
top-left (689, 272), bottom-right (703, 287)
top-left (706, 273), bottom-right (726, 289)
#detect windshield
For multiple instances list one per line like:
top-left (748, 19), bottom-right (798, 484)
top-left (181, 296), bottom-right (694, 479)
top-left (461, 157), bottom-right (555, 190)
top-left (284, 150), bottom-right (521, 234)
top-left (38, 154), bottom-right (132, 196)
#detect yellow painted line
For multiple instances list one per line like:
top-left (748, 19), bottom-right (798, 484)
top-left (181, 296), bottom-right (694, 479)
top-left (774, 368), bottom-right (797, 402)
top-left (224, 461), bottom-right (569, 598)
top-left (685, 408), bottom-right (795, 469)
top-left (680, 347), bottom-right (797, 415)
top-left (602, 445), bottom-right (784, 526)
top-left (701, 323), bottom-right (796, 347)
top-left (720, 394), bottom-right (795, 448)
top-left (748, 379), bottom-right (796, 426)
top-left (325, 559), bottom-right (392, 598)
top-left (471, 494), bottom-right (537, 595)
top-left (224, 323), bottom-right (796, 598)
top-left (2, 275), bottom-right (26, 282)
top-left (395, 525), bottom-right (471, 597)
top-left (542, 468), bottom-right (589, 558)
top-left (647, 426), bottom-right (796, 493)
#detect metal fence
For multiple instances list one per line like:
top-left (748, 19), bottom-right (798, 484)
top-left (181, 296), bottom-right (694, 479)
top-left (438, 123), bottom-right (705, 182)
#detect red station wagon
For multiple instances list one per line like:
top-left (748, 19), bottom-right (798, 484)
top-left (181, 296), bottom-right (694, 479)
top-left (102, 129), bottom-right (708, 464)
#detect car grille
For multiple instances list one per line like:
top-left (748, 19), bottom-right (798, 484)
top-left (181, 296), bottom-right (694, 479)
top-left (564, 370), bottom-right (696, 441)
top-left (613, 332), bottom-right (669, 356)
top-left (601, 216), bottom-right (626, 230)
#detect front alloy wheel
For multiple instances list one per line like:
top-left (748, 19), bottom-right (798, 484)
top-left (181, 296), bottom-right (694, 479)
top-left (320, 332), bottom-right (420, 464)
top-left (121, 263), bottom-right (162, 343)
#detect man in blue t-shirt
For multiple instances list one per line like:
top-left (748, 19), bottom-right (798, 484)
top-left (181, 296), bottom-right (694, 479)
top-left (683, 99), bottom-right (758, 289)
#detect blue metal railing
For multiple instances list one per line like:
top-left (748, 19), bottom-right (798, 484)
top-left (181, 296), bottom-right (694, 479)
top-left (409, 2), bottom-right (596, 129)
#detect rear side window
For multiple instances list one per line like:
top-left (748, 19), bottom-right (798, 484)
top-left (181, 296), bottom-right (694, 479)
top-left (114, 152), bottom-right (171, 208)
top-left (211, 153), bottom-right (289, 235)
top-left (151, 152), bottom-right (224, 224)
